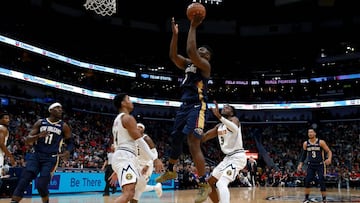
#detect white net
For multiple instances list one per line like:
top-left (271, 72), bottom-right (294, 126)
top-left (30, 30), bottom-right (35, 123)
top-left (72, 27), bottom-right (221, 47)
top-left (84, 0), bottom-right (116, 16)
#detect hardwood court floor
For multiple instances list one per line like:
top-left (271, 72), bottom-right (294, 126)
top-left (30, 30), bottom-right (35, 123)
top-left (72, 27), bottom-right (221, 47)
top-left (0, 187), bottom-right (359, 203)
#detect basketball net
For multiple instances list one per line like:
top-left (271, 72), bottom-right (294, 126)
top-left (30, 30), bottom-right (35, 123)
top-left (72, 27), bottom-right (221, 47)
top-left (84, 0), bottom-right (116, 16)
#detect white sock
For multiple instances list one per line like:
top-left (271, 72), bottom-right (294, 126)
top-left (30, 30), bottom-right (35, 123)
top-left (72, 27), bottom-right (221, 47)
top-left (144, 185), bottom-right (154, 192)
top-left (216, 177), bottom-right (231, 203)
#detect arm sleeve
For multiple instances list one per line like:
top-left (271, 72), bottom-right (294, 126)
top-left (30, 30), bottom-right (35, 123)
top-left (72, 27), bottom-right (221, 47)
top-left (151, 148), bottom-right (158, 159)
top-left (136, 137), bottom-right (157, 161)
top-left (219, 117), bottom-right (238, 133)
top-left (299, 149), bottom-right (307, 163)
top-left (146, 148), bottom-right (159, 166)
top-left (65, 137), bottom-right (75, 152)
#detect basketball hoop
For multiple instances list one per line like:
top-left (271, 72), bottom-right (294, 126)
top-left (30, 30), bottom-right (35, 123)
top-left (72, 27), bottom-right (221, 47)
top-left (84, 0), bottom-right (116, 16)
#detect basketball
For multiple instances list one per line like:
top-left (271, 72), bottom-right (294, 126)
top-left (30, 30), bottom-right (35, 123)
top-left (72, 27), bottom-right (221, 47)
top-left (186, 2), bottom-right (206, 21)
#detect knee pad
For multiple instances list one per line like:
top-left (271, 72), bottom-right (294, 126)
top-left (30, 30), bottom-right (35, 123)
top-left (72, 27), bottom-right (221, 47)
top-left (36, 176), bottom-right (51, 197)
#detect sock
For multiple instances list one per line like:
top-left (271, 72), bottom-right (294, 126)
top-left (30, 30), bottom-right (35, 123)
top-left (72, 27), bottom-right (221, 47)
top-left (144, 185), bottom-right (154, 192)
top-left (322, 196), bottom-right (326, 200)
top-left (168, 163), bottom-right (174, 172)
top-left (305, 194), bottom-right (309, 199)
top-left (216, 178), bottom-right (230, 203)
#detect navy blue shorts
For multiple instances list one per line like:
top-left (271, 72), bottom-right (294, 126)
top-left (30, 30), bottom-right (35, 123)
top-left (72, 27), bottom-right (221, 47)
top-left (173, 101), bottom-right (209, 139)
top-left (305, 163), bottom-right (325, 183)
top-left (26, 152), bottom-right (58, 177)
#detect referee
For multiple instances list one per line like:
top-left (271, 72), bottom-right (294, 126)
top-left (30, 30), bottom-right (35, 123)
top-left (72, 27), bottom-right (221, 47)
top-left (101, 144), bottom-right (116, 196)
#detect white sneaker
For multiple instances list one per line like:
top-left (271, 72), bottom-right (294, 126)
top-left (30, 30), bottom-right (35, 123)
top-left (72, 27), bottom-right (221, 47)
top-left (154, 183), bottom-right (163, 198)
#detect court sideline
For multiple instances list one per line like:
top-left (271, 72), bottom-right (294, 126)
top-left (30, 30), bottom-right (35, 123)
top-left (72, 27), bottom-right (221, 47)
top-left (0, 187), bottom-right (359, 203)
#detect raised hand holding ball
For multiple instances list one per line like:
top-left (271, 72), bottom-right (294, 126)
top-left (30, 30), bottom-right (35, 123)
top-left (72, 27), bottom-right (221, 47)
top-left (186, 2), bottom-right (206, 21)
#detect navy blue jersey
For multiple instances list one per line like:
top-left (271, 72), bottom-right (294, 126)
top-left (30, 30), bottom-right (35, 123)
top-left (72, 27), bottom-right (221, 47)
top-left (180, 63), bottom-right (209, 103)
top-left (33, 118), bottom-right (64, 154)
top-left (306, 138), bottom-right (324, 164)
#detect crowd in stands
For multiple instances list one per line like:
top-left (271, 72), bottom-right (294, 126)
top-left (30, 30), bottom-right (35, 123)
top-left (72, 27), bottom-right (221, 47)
top-left (1, 10), bottom-right (360, 196)
top-left (1, 96), bottom-right (360, 192)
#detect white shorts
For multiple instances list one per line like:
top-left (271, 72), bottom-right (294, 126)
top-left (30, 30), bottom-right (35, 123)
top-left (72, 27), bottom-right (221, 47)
top-left (211, 152), bottom-right (247, 182)
top-left (112, 149), bottom-right (141, 187)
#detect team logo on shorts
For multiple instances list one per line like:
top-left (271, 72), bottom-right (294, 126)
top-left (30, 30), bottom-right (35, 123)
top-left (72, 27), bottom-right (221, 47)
top-left (194, 128), bottom-right (203, 136)
top-left (226, 170), bottom-right (232, 176)
top-left (126, 173), bottom-right (133, 180)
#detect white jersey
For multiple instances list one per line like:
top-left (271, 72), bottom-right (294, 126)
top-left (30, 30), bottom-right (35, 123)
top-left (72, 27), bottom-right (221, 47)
top-left (135, 134), bottom-right (156, 183)
top-left (112, 113), bottom-right (136, 154)
top-left (217, 123), bottom-right (243, 154)
top-left (0, 125), bottom-right (9, 168)
top-left (212, 122), bottom-right (247, 182)
top-left (111, 113), bottom-right (142, 187)
top-left (137, 134), bottom-right (152, 166)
